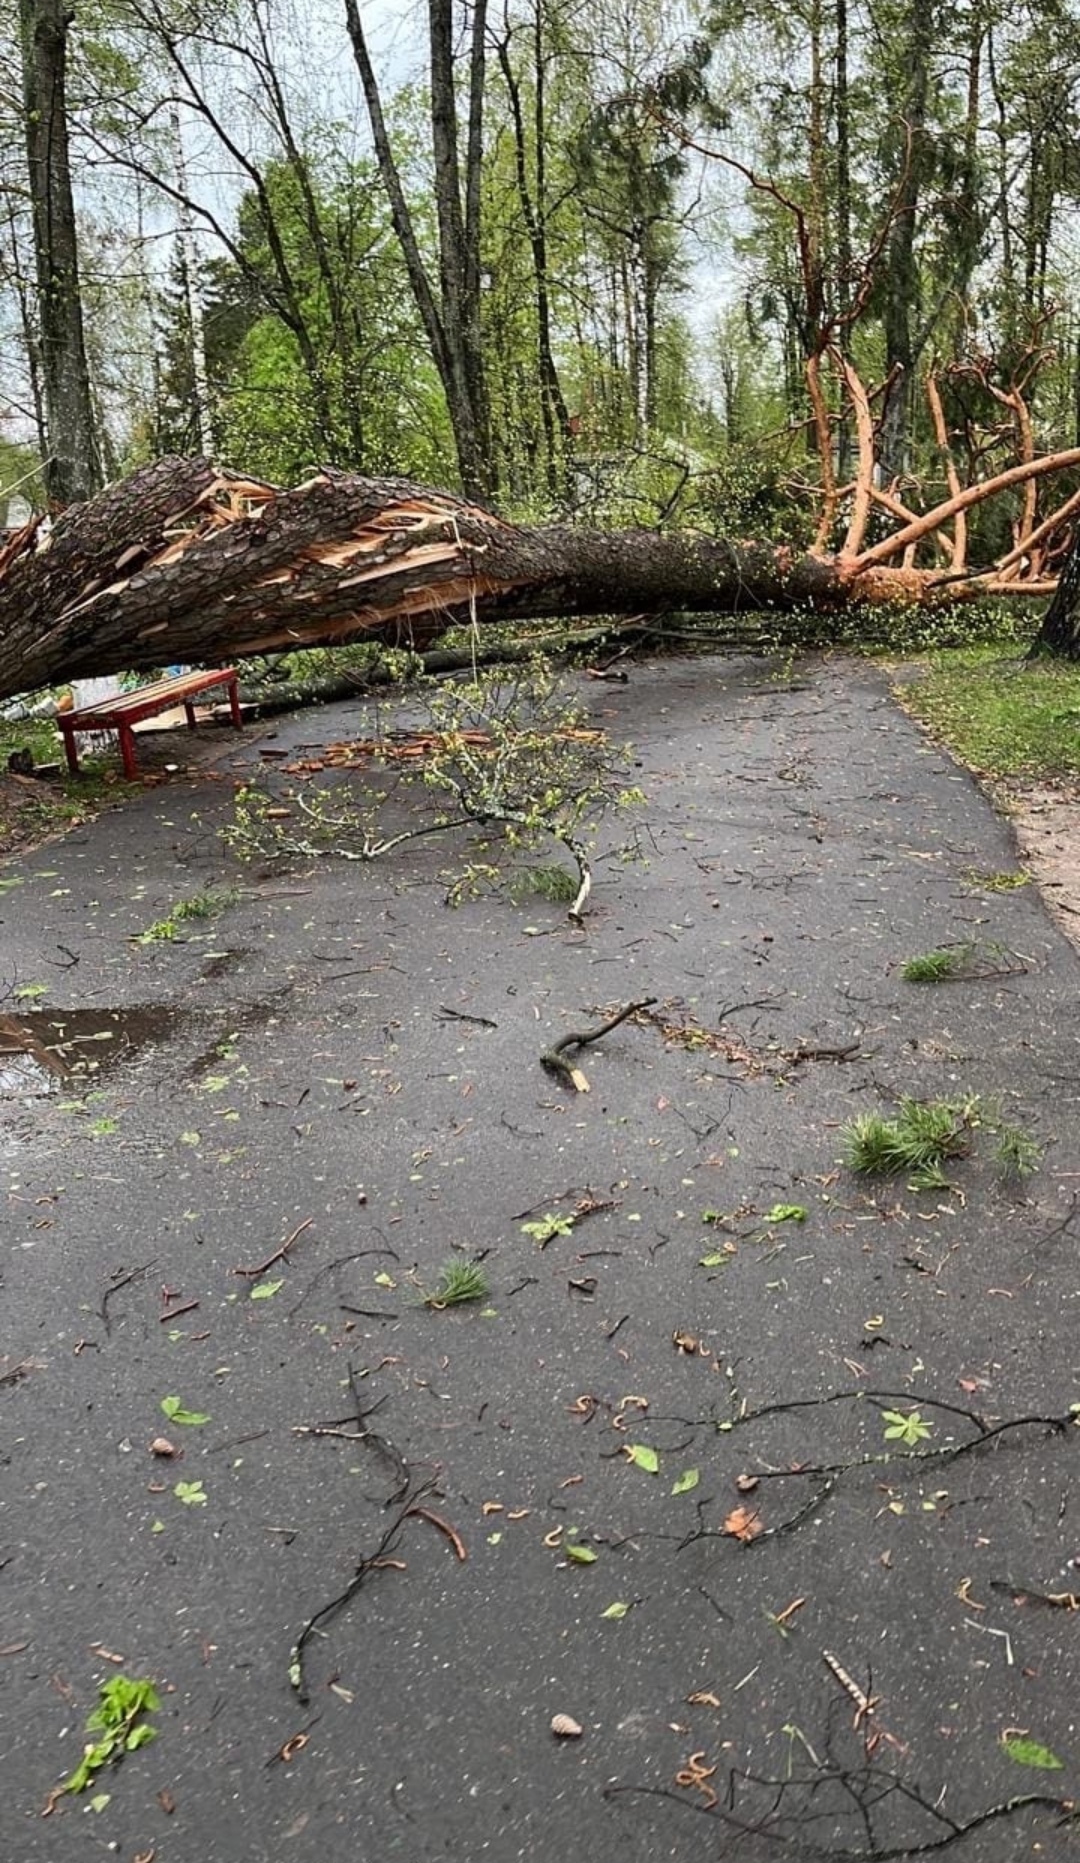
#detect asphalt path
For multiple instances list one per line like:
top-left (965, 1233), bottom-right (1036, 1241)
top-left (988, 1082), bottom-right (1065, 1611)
top-left (2, 654), bottom-right (1079, 1863)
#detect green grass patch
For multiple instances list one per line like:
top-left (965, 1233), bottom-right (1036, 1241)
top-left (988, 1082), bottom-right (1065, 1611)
top-left (897, 645), bottom-right (1080, 779)
top-left (842, 1094), bottom-right (1041, 1187)
top-left (962, 868), bottom-right (1031, 892)
top-left (899, 939), bottom-right (1024, 982)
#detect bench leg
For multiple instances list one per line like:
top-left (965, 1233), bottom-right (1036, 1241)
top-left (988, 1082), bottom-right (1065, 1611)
top-left (60, 723), bottom-right (80, 777)
top-left (227, 679), bottom-right (243, 729)
top-left (183, 700), bottom-right (198, 730)
top-left (118, 724), bottom-right (139, 781)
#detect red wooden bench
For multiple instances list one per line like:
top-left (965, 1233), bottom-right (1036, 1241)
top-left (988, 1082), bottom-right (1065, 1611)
top-left (58, 668), bottom-right (243, 781)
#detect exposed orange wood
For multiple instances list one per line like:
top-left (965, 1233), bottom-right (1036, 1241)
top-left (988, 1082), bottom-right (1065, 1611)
top-left (852, 447), bottom-right (1080, 570)
top-left (837, 354), bottom-right (875, 558)
top-left (996, 485), bottom-right (1080, 573)
top-left (925, 371), bottom-right (965, 569)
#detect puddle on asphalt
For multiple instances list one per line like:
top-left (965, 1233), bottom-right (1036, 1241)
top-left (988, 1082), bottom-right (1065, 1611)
top-left (0, 1006), bottom-right (191, 1098)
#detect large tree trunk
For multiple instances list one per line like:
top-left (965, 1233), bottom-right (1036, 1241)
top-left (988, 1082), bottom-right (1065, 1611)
top-left (0, 456), bottom-right (1015, 703)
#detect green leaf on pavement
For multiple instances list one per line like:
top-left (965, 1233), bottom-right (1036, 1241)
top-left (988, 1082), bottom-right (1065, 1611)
top-left (160, 1396), bottom-right (209, 1426)
top-left (1001, 1737), bottom-right (1064, 1770)
top-left (881, 1407), bottom-right (933, 1446)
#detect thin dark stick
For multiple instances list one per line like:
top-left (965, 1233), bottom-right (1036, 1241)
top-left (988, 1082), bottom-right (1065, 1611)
top-left (289, 1482), bottom-right (432, 1701)
top-left (233, 1217), bottom-right (314, 1278)
top-left (159, 1300), bottom-right (199, 1321)
top-left (98, 1260), bottom-right (156, 1335)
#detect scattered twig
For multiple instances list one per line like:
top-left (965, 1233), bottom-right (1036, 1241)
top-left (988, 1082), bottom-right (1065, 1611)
top-left (964, 1617), bottom-right (1014, 1664)
top-left (782, 1042), bottom-right (865, 1065)
top-left (159, 1299), bottom-right (199, 1321)
top-left (233, 1217), bottom-right (314, 1278)
top-left (406, 1504), bottom-right (467, 1561)
top-left (290, 1481), bottom-right (433, 1701)
top-left (98, 1260), bottom-right (156, 1336)
top-left (293, 1424), bottom-right (367, 1442)
top-left (540, 998), bottom-right (657, 1090)
top-left (603, 1778), bottom-right (1080, 1858)
top-left (822, 1650), bottom-right (880, 1729)
top-left (346, 1366), bottom-right (411, 1501)
top-left (513, 1187), bottom-right (619, 1222)
top-left (436, 1005), bottom-right (497, 1028)
top-left (294, 1367), bottom-right (410, 1501)
top-left (0, 1356), bottom-right (43, 1388)
top-left (742, 1408), bottom-right (1070, 1485)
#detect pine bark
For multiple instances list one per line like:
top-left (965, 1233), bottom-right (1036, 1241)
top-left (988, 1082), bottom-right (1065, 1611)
top-left (0, 457), bottom-right (1004, 703)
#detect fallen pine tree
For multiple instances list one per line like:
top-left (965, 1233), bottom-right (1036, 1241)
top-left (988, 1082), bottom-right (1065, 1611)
top-left (1, 448), bottom-right (1077, 704)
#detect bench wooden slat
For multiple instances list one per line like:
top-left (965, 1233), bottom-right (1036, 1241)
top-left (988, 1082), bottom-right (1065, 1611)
top-left (58, 668), bottom-right (242, 779)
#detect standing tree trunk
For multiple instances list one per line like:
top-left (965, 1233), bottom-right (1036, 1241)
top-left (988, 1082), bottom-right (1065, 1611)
top-left (495, 6), bottom-right (570, 501)
top-left (833, 0), bottom-right (853, 479)
top-left (344, 0), bottom-right (493, 501)
top-left (1030, 527), bottom-right (1080, 659)
top-left (876, 0), bottom-right (935, 483)
top-left (19, 0), bottom-right (102, 505)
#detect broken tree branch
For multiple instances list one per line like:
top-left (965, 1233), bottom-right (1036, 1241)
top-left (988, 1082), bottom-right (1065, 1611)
top-left (540, 997), bottom-right (657, 1090)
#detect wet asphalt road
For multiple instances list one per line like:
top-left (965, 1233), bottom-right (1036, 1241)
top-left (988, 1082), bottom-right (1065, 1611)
top-left (2, 654), bottom-right (1080, 1863)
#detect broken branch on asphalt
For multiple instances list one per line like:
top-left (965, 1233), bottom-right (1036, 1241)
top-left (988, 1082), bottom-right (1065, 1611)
top-left (540, 998), bottom-right (657, 1091)
top-left (990, 1577), bottom-right (1080, 1611)
top-left (654, 1386), bottom-right (1077, 1540)
top-left (289, 1481), bottom-right (433, 1702)
top-left (406, 1504), bottom-right (467, 1562)
top-left (605, 1774), bottom-right (1080, 1859)
top-left (293, 1363), bottom-right (410, 1504)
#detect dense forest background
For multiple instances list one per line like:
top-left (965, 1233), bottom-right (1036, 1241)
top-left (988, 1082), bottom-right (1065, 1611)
top-left (5, 0), bottom-right (1080, 566)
